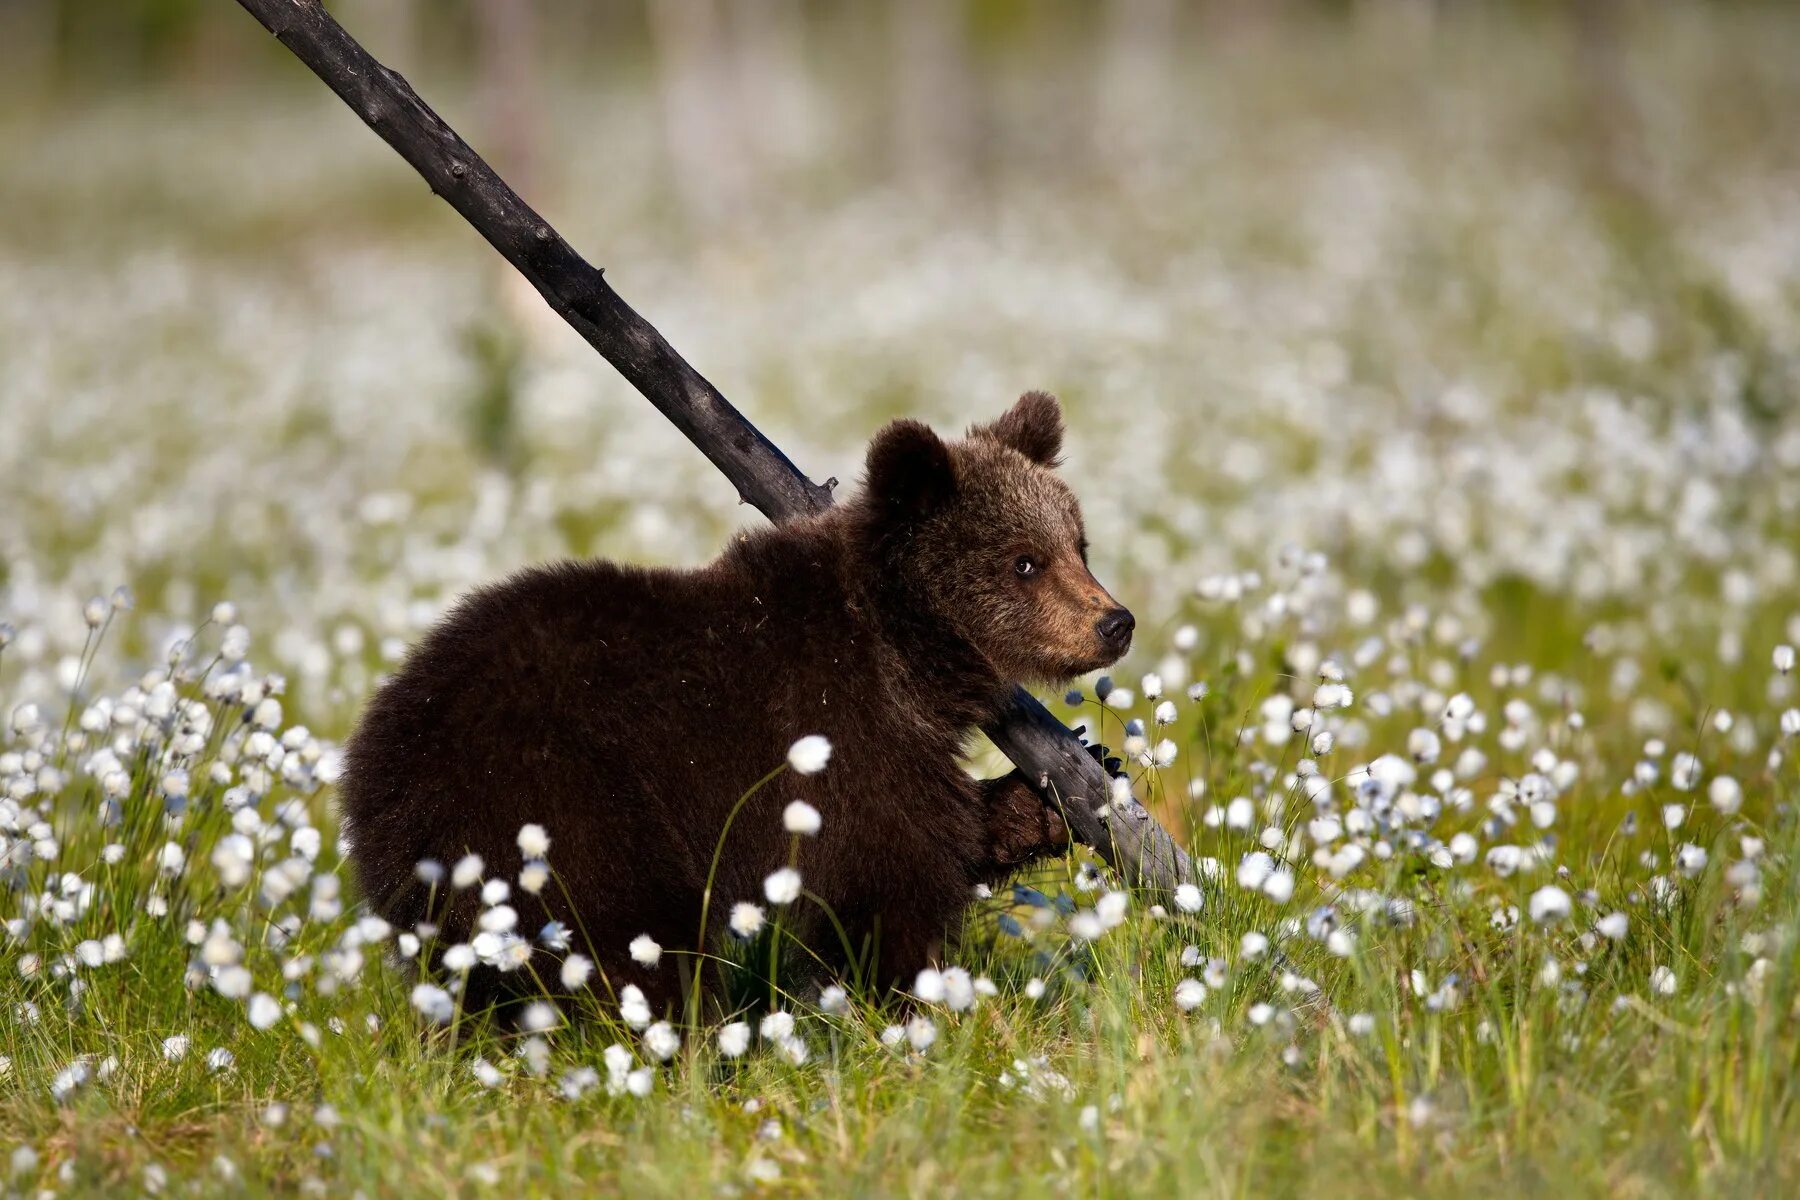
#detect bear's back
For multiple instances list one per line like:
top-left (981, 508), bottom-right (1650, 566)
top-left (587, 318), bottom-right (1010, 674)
top-left (336, 533), bottom-right (881, 970)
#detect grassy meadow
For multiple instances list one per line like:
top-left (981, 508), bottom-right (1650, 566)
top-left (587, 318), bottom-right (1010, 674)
top-left (4, 5), bottom-right (1800, 1196)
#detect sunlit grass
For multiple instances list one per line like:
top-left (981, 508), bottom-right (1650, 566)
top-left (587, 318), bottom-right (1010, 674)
top-left (4, 571), bottom-right (1798, 1195)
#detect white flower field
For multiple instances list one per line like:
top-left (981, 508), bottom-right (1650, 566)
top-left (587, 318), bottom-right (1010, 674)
top-left (2, 6), bottom-right (1799, 1195)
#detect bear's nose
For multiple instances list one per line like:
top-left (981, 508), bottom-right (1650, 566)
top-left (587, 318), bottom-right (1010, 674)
top-left (1096, 608), bottom-right (1135, 648)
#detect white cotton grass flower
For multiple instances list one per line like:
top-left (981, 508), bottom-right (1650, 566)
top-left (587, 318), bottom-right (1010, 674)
top-left (787, 735), bottom-right (832, 775)
top-left (251, 697), bottom-right (282, 730)
top-left (1709, 775), bottom-right (1743, 815)
top-left (763, 867), bottom-right (802, 905)
top-left (1237, 850), bottom-right (1275, 890)
top-left (1174, 979), bottom-right (1207, 1011)
top-left (1775, 644), bottom-right (1796, 675)
top-left (1235, 851), bottom-right (1294, 903)
top-left (516, 823), bottom-right (550, 858)
top-left (214, 966), bottom-right (253, 1000)
top-left (451, 854), bottom-right (484, 889)
top-left (1068, 910), bottom-right (1104, 941)
top-left (759, 1011), bottom-right (795, 1041)
top-left (1095, 891), bottom-right (1129, 930)
top-left (941, 967), bottom-right (978, 1011)
top-left (559, 1066), bottom-right (600, 1101)
top-left (913, 968), bottom-right (947, 1004)
top-left (729, 902), bottom-right (766, 938)
top-left (602, 1044), bottom-right (633, 1086)
top-left (560, 954), bottom-right (593, 991)
top-left (1650, 965), bottom-right (1678, 996)
top-left (618, 986), bottom-right (652, 1030)
top-left (1596, 912), bottom-right (1629, 941)
top-left (161, 1036), bottom-right (190, 1062)
top-left (519, 1002), bottom-right (560, 1033)
top-left (51, 1061), bottom-right (91, 1103)
top-left (717, 1022), bottom-right (751, 1057)
top-left (642, 1022), bottom-right (680, 1061)
top-left (11, 1145), bottom-right (40, 1177)
top-left (477, 905), bottom-right (517, 934)
top-left (629, 934), bottom-right (662, 967)
top-left (1528, 885), bottom-right (1572, 924)
top-left (10, 701), bottom-right (42, 735)
top-left (782, 800), bottom-right (822, 835)
top-left (1408, 727), bottom-right (1441, 764)
top-left (247, 993), bottom-right (282, 1031)
top-left (1108, 775), bottom-right (1135, 811)
top-left (1262, 867), bottom-right (1295, 905)
top-left (1313, 682), bottom-right (1354, 710)
top-left (410, 984), bottom-right (455, 1025)
top-left (1173, 883), bottom-right (1203, 914)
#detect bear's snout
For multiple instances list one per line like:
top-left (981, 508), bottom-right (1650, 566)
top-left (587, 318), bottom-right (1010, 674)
top-left (1096, 607), bottom-right (1135, 656)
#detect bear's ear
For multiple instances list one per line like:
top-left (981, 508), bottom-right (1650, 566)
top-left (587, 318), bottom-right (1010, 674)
top-left (864, 418), bottom-right (956, 520)
top-left (973, 391), bottom-right (1063, 466)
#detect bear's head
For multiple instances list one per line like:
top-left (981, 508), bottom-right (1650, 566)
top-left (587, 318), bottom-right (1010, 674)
top-left (858, 391), bottom-right (1134, 684)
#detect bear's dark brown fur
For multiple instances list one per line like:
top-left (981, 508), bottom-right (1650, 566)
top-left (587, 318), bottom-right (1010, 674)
top-left (338, 392), bottom-right (1132, 1014)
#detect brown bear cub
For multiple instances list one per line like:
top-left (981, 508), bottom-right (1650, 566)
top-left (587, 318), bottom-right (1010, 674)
top-left (339, 392), bottom-right (1133, 1015)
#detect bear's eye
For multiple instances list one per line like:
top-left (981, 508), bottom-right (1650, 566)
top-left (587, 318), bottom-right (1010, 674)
top-left (1014, 555), bottom-right (1039, 578)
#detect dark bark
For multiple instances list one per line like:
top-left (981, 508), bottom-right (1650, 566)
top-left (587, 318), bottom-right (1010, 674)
top-left (230, 0), bottom-right (1193, 890)
top-left (983, 689), bottom-right (1193, 889)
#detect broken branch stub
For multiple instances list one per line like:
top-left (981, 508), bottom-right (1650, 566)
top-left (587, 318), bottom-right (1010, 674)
top-left (231, 0), bottom-right (1193, 891)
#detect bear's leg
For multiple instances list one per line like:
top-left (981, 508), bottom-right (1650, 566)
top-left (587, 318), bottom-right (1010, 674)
top-left (975, 772), bottom-right (1070, 885)
top-left (870, 913), bottom-right (945, 996)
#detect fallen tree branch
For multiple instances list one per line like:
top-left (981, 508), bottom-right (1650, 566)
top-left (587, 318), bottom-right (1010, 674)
top-left (231, 0), bottom-right (1192, 890)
